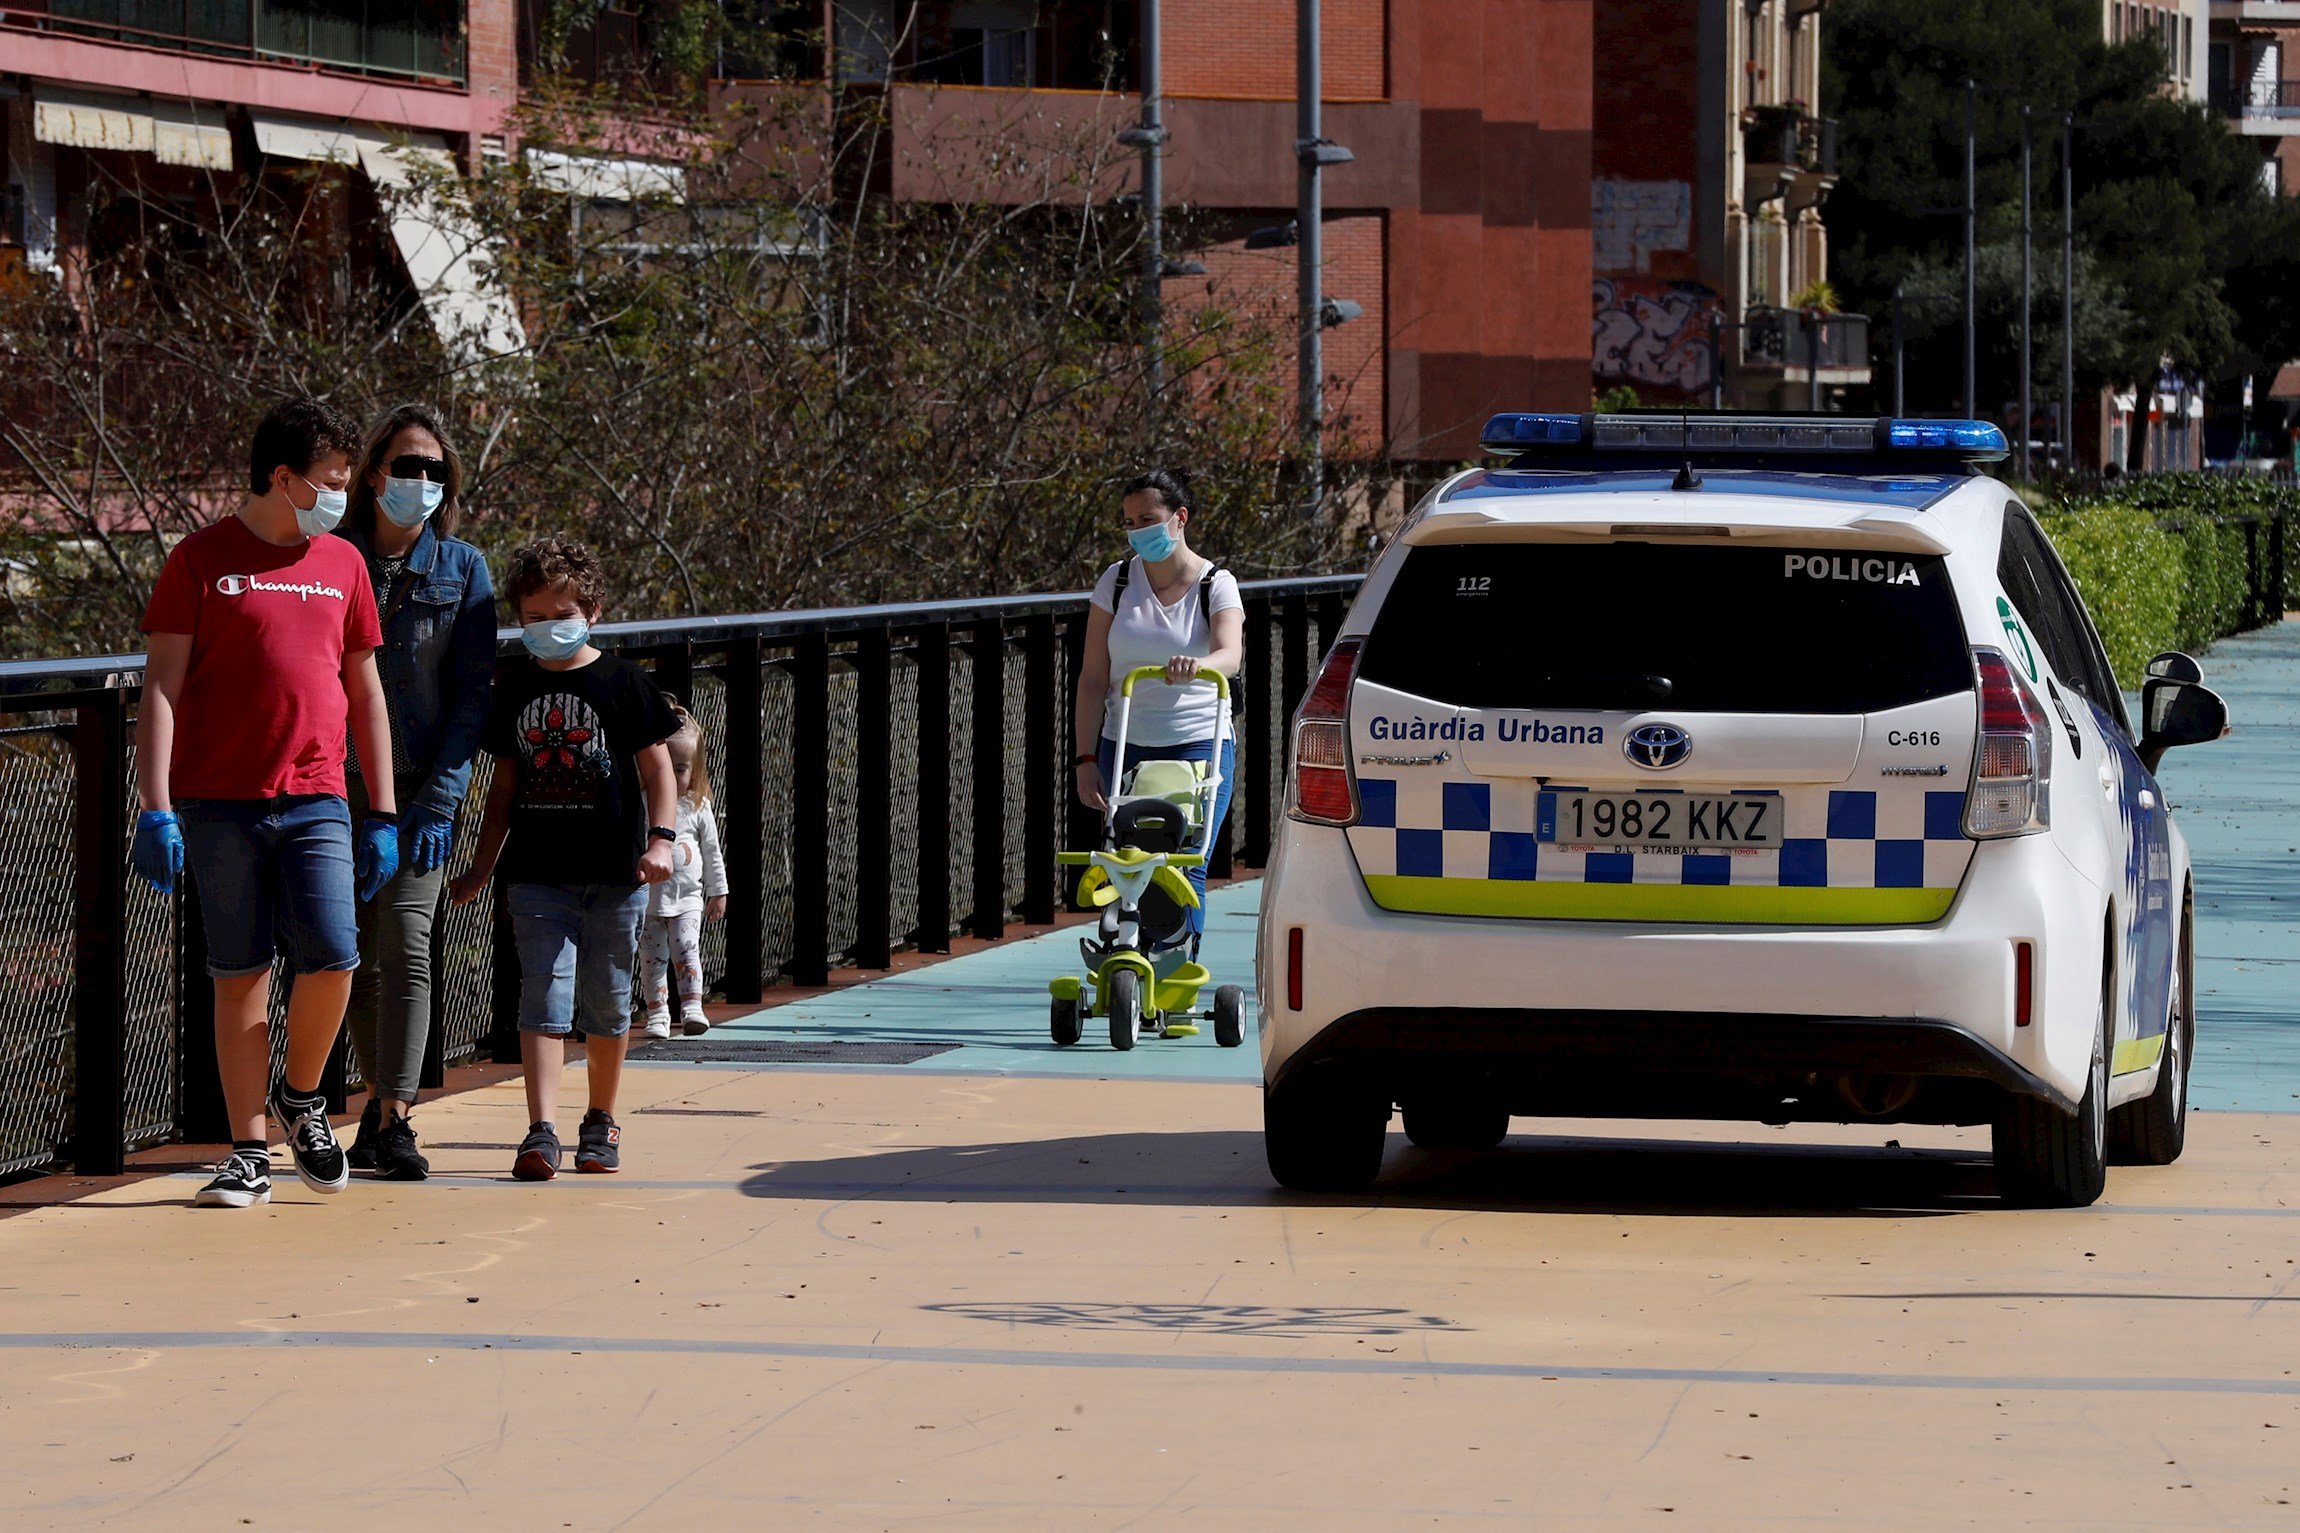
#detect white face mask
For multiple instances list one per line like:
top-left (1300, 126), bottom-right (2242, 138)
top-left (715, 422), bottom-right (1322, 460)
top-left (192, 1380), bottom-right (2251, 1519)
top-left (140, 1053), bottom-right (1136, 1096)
top-left (292, 472), bottom-right (348, 537)
top-left (379, 474), bottom-right (445, 529)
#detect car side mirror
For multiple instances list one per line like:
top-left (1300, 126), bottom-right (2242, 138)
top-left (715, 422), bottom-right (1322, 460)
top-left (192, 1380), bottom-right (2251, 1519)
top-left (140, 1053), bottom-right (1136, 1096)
top-left (2137, 679), bottom-right (2229, 775)
top-left (2145, 651), bottom-right (2202, 685)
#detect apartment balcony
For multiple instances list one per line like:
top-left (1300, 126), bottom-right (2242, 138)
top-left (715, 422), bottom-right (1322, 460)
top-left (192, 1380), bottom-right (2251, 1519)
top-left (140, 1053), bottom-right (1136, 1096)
top-left (2210, 78), bottom-right (2300, 132)
top-left (1743, 106), bottom-right (1836, 209)
top-left (1742, 307), bottom-right (1872, 385)
top-left (0, 0), bottom-right (467, 85)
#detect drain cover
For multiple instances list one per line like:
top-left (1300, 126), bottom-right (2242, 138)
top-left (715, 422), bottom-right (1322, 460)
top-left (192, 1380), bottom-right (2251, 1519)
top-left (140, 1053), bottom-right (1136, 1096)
top-left (633, 1039), bottom-right (957, 1065)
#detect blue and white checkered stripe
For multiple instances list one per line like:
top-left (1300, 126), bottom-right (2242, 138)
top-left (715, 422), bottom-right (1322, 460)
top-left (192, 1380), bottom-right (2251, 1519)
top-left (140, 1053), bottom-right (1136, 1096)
top-left (1349, 779), bottom-right (1972, 889)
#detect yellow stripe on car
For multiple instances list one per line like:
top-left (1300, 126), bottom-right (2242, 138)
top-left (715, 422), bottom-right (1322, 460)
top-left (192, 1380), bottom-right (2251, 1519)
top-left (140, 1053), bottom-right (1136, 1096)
top-left (1361, 876), bottom-right (1956, 926)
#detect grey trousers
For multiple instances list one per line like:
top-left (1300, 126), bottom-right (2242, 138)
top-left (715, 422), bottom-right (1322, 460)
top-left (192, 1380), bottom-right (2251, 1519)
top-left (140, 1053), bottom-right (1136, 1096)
top-left (347, 779), bottom-right (445, 1104)
top-left (346, 857), bottom-right (445, 1104)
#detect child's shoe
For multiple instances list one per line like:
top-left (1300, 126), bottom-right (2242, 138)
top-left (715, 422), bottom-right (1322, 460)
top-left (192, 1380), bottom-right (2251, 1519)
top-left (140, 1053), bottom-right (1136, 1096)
top-left (679, 1009), bottom-right (711, 1037)
top-left (575, 1109), bottom-right (621, 1174)
top-left (641, 1012), bottom-right (673, 1041)
top-left (268, 1080), bottom-right (349, 1193)
top-left (512, 1122), bottom-right (560, 1181)
top-left (193, 1148), bottom-right (273, 1208)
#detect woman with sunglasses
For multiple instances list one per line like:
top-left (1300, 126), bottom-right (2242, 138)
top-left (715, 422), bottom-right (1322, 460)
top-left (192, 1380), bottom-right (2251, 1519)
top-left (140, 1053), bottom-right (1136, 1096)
top-left (339, 404), bottom-right (497, 1179)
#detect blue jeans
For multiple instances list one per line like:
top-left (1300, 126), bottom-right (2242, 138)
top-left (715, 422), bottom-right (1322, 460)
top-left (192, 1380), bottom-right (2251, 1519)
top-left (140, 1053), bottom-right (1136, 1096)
top-left (1097, 734), bottom-right (1236, 938)
top-left (177, 795), bottom-right (357, 978)
top-left (507, 882), bottom-right (648, 1038)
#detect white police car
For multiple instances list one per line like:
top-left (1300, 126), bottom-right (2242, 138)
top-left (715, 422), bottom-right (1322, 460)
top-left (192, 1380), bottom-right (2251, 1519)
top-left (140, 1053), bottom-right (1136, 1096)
top-left (1257, 414), bottom-right (2230, 1206)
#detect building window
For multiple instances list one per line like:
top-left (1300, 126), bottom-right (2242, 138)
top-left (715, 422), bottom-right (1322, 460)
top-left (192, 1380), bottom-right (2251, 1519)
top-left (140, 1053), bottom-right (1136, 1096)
top-left (2181, 15), bottom-right (2192, 77)
top-left (2266, 156), bottom-right (2283, 197)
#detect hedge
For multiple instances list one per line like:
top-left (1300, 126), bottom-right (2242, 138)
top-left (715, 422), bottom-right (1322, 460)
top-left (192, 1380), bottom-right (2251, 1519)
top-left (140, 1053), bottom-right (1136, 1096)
top-left (2039, 475), bottom-right (2296, 686)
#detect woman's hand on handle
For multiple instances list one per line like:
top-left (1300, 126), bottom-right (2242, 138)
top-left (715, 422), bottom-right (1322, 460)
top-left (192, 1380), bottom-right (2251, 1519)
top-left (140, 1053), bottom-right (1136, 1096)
top-left (1163, 655), bottom-right (1201, 686)
top-left (1074, 760), bottom-right (1107, 812)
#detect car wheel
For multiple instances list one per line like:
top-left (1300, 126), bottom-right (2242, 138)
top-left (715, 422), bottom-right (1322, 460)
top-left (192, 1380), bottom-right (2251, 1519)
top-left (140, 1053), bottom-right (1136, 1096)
top-left (1994, 971), bottom-right (2110, 1208)
top-left (1106, 969), bottom-right (1141, 1052)
top-left (1212, 985), bottom-right (1246, 1048)
top-left (1401, 1100), bottom-right (1510, 1152)
top-left (2110, 909), bottom-right (2192, 1166)
top-left (1050, 994), bottom-right (1082, 1047)
top-left (1264, 1073), bottom-right (1388, 1192)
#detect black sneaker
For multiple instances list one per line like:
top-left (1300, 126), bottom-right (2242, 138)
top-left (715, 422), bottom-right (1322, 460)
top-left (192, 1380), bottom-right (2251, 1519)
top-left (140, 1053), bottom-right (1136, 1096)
top-left (268, 1082), bottom-right (349, 1194)
top-left (194, 1149), bottom-right (273, 1208)
top-left (374, 1113), bottom-right (430, 1182)
top-left (513, 1122), bottom-right (560, 1182)
top-left (346, 1098), bottom-right (383, 1172)
top-left (575, 1109), bottom-right (621, 1174)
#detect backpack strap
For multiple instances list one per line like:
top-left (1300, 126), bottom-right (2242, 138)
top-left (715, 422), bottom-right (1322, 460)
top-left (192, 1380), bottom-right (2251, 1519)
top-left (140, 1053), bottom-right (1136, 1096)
top-left (1109, 558), bottom-right (1131, 600)
top-left (1197, 565), bottom-right (1219, 627)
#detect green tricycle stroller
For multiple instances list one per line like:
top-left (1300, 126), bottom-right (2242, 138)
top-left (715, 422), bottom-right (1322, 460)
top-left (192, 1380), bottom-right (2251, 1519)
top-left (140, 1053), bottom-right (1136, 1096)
top-left (1050, 665), bottom-right (1246, 1052)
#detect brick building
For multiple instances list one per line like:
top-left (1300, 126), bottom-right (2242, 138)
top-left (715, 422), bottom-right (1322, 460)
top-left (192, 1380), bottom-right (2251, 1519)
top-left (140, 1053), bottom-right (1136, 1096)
top-left (2, 0), bottom-right (1594, 458)
top-left (817, 0), bottom-right (1594, 460)
top-left (1589, 0), bottom-right (1867, 411)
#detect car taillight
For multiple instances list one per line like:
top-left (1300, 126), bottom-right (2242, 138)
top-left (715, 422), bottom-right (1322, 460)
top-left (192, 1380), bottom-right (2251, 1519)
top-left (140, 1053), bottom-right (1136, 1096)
top-left (1286, 638), bottom-right (1363, 826)
top-left (1965, 646), bottom-right (2052, 838)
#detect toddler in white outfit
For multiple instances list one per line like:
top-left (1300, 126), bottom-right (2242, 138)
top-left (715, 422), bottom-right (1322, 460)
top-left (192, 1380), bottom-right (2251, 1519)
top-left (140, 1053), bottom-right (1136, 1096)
top-left (642, 703), bottom-right (729, 1038)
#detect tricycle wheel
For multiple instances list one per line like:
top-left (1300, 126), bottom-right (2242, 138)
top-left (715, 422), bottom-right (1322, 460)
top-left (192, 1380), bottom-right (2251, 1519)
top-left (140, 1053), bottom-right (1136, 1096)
top-left (1212, 985), bottom-right (1246, 1048)
top-left (1106, 969), bottom-right (1142, 1051)
top-left (1050, 994), bottom-right (1082, 1047)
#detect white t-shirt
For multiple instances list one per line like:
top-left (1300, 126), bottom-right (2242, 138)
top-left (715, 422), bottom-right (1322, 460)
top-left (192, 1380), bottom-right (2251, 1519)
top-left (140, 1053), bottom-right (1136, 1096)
top-left (1089, 558), bottom-right (1244, 746)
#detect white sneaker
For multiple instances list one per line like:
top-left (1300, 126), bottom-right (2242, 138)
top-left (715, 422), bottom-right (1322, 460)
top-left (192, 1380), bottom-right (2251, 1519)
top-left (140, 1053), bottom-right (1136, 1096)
top-left (642, 1016), bottom-right (673, 1041)
top-left (679, 1011), bottom-right (711, 1037)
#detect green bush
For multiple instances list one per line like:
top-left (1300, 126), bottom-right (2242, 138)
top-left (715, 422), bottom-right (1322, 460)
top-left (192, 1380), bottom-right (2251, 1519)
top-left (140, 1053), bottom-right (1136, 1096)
top-left (2037, 503), bottom-right (2183, 685)
top-left (2041, 474), bottom-right (2297, 684)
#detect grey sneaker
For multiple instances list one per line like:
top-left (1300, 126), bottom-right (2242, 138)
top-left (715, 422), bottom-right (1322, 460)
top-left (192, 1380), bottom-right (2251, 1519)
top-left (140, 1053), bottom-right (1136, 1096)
top-left (512, 1122), bottom-right (560, 1182)
top-left (268, 1082), bottom-right (349, 1193)
top-left (194, 1149), bottom-right (273, 1208)
top-left (575, 1109), bottom-right (621, 1174)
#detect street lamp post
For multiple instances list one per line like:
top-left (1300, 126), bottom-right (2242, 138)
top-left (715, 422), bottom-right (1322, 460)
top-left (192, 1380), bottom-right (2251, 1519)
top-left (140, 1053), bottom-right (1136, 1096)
top-left (2019, 106), bottom-right (2033, 480)
top-left (2062, 113), bottom-right (2076, 469)
top-left (1294, 0), bottom-right (1352, 512)
top-left (1963, 79), bottom-right (1977, 418)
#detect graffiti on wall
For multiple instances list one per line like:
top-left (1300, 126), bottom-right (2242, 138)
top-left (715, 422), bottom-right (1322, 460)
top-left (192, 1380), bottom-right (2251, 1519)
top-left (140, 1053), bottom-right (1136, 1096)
top-left (1593, 277), bottom-right (1716, 396)
top-left (1593, 179), bottom-right (1691, 274)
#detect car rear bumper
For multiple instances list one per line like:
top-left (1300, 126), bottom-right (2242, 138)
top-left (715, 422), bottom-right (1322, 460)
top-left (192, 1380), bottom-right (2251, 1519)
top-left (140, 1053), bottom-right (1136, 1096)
top-left (1267, 1006), bottom-right (2074, 1124)
top-left (1257, 821), bottom-right (2108, 1113)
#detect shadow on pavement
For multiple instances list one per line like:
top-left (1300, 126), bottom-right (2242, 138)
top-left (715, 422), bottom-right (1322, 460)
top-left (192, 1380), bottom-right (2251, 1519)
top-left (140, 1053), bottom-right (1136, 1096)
top-left (740, 1128), bottom-right (1998, 1218)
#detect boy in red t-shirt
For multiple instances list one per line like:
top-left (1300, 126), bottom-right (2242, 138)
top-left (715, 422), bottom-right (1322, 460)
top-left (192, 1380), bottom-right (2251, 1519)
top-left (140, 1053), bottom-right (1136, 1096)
top-left (136, 398), bottom-right (403, 1208)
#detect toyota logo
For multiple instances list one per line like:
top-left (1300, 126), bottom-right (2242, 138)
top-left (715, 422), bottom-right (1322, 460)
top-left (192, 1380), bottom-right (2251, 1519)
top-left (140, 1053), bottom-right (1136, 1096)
top-left (1624, 723), bottom-right (1692, 770)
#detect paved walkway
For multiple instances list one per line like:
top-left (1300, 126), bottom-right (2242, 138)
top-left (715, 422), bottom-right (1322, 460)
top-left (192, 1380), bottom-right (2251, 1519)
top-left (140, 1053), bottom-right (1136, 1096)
top-left (2, 623), bottom-right (2295, 1529)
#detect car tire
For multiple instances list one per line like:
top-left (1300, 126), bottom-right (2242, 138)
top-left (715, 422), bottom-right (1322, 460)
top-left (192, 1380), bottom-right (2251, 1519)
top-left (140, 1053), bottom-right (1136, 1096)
top-left (1212, 985), bottom-right (1246, 1049)
top-left (1994, 973), bottom-right (2110, 1208)
top-left (1264, 1074), bottom-right (1387, 1193)
top-left (1401, 1100), bottom-right (1510, 1152)
top-left (1050, 994), bottom-right (1082, 1048)
top-left (2110, 907), bottom-right (2192, 1166)
top-left (1106, 969), bottom-right (1141, 1052)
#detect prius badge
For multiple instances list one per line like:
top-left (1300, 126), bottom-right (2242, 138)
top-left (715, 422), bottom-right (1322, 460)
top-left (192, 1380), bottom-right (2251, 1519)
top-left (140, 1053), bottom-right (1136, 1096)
top-left (1624, 723), bottom-right (1692, 771)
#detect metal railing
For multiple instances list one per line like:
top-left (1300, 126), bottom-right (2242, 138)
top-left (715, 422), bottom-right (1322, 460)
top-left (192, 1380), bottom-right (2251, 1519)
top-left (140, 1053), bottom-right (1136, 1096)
top-left (0, 573), bottom-right (1362, 1178)
top-left (2210, 80), bottom-right (2300, 120)
top-left (1743, 308), bottom-right (1871, 374)
top-left (3, 0), bottom-right (468, 85)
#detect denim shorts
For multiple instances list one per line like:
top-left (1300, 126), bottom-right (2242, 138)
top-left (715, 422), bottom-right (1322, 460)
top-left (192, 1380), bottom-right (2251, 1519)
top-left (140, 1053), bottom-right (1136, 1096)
top-left (177, 795), bottom-right (359, 979)
top-left (506, 882), bottom-right (649, 1038)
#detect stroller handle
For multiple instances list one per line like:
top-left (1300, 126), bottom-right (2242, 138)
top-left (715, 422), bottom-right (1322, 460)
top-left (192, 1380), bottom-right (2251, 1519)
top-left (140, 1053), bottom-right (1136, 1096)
top-left (1118, 664), bottom-right (1230, 700)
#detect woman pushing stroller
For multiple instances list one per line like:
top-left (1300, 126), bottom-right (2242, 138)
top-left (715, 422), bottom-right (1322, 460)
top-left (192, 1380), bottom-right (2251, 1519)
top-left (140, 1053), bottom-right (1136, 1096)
top-left (1071, 467), bottom-right (1244, 942)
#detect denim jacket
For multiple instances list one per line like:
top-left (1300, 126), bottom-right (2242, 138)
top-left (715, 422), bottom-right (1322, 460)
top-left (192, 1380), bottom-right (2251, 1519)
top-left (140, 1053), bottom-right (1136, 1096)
top-left (345, 520), bottom-right (496, 822)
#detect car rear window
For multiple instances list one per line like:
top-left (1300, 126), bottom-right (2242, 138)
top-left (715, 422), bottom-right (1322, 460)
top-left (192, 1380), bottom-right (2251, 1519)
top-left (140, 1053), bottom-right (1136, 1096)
top-left (1359, 543), bottom-right (1971, 714)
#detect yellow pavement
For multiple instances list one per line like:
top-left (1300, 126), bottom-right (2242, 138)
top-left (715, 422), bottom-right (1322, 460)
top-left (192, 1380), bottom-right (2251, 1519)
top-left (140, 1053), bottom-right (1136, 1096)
top-left (3, 1063), bottom-right (2298, 1530)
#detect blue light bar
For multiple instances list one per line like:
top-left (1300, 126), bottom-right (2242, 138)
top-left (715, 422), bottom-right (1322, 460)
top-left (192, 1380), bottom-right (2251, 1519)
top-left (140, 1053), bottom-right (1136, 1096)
top-left (1884, 419), bottom-right (2009, 458)
top-left (1477, 412), bottom-right (2011, 465)
top-left (1481, 412), bottom-right (1586, 447)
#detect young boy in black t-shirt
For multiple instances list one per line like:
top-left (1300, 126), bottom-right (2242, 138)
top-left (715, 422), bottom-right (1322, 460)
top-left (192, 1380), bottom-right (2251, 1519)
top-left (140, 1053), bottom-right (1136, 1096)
top-left (450, 535), bottom-right (679, 1179)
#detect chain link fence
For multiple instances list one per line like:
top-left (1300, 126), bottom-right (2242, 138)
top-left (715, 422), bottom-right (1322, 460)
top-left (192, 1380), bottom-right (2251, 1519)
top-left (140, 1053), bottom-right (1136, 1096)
top-left (0, 576), bottom-right (1363, 1175)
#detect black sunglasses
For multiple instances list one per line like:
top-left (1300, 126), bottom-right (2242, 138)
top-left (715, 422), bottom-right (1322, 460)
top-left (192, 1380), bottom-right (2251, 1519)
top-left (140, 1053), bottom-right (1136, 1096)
top-left (389, 453), bottom-right (451, 484)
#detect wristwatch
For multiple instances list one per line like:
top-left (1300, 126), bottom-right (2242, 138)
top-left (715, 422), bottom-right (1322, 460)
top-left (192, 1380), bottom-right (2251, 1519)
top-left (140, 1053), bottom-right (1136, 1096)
top-left (648, 825), bottom-right (677, 843)
top-left (1072, 753), bottom-right (1098, 767)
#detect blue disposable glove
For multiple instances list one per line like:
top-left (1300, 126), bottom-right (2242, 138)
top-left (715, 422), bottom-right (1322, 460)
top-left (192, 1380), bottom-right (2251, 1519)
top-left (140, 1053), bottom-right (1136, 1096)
top-left (356, 815), bottom-right (401, 902)
top-left (132, 809), bottom-right (184, 894)
top-left (400, 805), bottom-right (455, 877)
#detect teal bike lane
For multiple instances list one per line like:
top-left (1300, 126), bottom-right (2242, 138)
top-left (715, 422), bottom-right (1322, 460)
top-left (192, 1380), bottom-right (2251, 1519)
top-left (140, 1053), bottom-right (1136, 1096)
top-left (685, 620), bottom-right (2297, 1108)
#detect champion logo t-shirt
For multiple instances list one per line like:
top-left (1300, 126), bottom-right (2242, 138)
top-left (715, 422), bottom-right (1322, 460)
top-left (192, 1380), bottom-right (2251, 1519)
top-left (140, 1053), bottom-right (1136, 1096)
top-left (141, 516), bottom-right (383, 800)
top-left (483, 653), bottom-right (681, 886)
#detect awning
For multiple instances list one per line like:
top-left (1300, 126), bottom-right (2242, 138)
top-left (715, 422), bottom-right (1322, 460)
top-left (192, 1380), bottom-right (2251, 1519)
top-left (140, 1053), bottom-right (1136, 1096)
top-left (525, 147), bottom-right (687, 202)
top-left (252, 113), bottom-right (525, 363)
top-left (33, 89), bottom-right (231, 170)
top-left (2269, 363), bottom-right (2300, 402)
